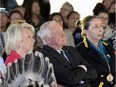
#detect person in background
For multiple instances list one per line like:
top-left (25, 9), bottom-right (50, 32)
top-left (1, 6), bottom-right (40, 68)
top-left (108, 1), bottom-right (116, 30)
top-left (59, 2), bottom-right (74, 28)
top-left (48, 12), bottom-right (75, 47)
top-left (0, 0), bottom-right (7, 8)
top-left (0, 56), bottom-right (6, 78)
top-left (4, 20), bottom-right (35, 67)
top-left (108, 1), bottom-right (116, 54)
top-left (6, 0), bottom-right (18, 12)
top-left (108, 12), bottom-right (115, 30)
top-left (93, 3), bottom-right (106, 16)
top-left (12, 6), bottom-right (25, 18)
top-left (0, 0), bottom-right (17, 12)
top-left (38, 21), bottom-right (97, 87)
top-left (39, 0), bottom-right (51, 21)
top-left (94, 9), bottom-right (113, 46)
top-left (0, 8), bottom-right (9, 32)
top-left (23, 0), bottom-right (50, 21)
top-left (76, 15), bottom-right (115, 87)
top-left (67, 11), bottom-right (83, 45)
top-left (9, 10), bottom-right (24, 24)
top-left (108, 1), bottom-right (116, 13)
top-left (102, 0), bottom-right (114, 11)
top-left (0, 8), bottom-right (9, 61)
top-left (0, 32), bottom-right (4, 56)
top-left (24, 0), bottom-right (45, 31)
top-left (111, 30), bottom-right (116, 55)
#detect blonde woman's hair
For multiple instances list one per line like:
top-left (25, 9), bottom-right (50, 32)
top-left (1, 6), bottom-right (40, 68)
top-left (4, 20), bottom-right (35, 55)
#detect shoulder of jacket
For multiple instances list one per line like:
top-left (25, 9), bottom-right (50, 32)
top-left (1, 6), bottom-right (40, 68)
top-left (102, 41), bottom-right (108, 46)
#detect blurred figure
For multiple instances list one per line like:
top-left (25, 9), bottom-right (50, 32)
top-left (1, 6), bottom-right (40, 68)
top-left (9, 10), bottom-right (23, 24)
top-left (6, 0), bottom-right (18, 12)
top-left (109, 1), bottom-right (116, 13)
top-left (108, 1), bottom-right (116, 30)
top-left (108, 13), bottom-right (115, 30)
top-left (0, 8), bottom-right (9, 32)
top-left (0, 56), bottom-right (6, 78)
top-left (76, 15), bottom-right (115, 87)
top-left (67, 11), bottom-right (83, 45)
top-left (111, 30), bottom-right (116, 54)
top-left (0, 0), bottom-right (17, 12)
top-left (4, 20), bottom-right (35, 67)
top-left (24, 0), bottom-right (45, 31)
top-left (102, 0), bottom-right (114, 11)
top-left (12, 6), bottom-right (25, 18)
top-left (108, 2), bottom-right (116, 53)
top-left (49, 12), bottom-right (75, 46)
top-left (23, 0), bottom-right (50, 21)
top-left (0, 32), bottom-right (4, 55)
top-left (39, 0), bottom-right (51, 21)
top-left (93, 3), bottom-right (106, 15)
top-left (0, 8), bottom-right (9, 60)
top-left (94, 9), bottom-right (113, 46)
top-left (1, 52), bottom-right (57, 87)
top-left (0, 0), bottom-right (7, 8)
top-left (38, 21), bottom-right (97, 87)
top-left (59, 2), bottom-right (74, 28)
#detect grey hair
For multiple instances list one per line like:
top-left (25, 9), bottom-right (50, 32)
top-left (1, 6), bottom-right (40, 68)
top-left (37, 21), bottom-right (55, 45)
top-left (4, 23), bottom-right (35, 55)
top-left (62, 2), bottom-right (74, 12)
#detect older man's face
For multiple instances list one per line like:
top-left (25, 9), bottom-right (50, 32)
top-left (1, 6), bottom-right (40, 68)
top-left (49, 22), bottom-right (67, 49)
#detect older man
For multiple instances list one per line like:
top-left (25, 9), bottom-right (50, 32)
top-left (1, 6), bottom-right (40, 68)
top-left (38, 21), bottom-right (97, 87)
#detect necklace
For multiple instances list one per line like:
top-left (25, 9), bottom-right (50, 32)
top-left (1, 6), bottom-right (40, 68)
top-left (103, 54), bottom-right (113, 82)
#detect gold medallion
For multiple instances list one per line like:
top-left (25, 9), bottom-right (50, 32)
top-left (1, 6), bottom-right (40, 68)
top-left (107, 73), bottom-right (113, 82)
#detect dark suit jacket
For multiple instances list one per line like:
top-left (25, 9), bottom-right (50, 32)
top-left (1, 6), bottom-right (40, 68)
top-left (76, 41), bottom-right (115, 87)
top-left (41, 45), bottom-right (97, 87)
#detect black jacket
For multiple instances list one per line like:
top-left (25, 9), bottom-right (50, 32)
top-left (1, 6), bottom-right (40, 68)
top-left (76, 41), bottom-right (115, 87)
top-left (41, 45), bottom-right (97, 87)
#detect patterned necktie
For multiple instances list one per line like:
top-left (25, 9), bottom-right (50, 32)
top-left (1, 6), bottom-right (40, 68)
top-left (61, 50), bottom-right (70, 62)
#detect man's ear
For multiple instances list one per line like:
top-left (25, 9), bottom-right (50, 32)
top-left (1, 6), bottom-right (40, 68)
top-left (44, 37), bottom-right (51, 44)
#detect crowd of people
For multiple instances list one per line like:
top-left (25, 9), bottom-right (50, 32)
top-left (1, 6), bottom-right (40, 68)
top-left (0, 0), bottom-right (115, 87)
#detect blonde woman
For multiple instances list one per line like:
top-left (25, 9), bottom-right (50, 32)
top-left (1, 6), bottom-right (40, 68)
top-left (4, 20), bottom-right (35, 67)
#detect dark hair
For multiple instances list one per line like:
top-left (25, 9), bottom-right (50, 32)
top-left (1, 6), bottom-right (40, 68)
top-left (48, 12), bottom-right (65, 28)
top-left (93, 3), bottom-right (107, 15)
top-left (109, 1), bottom-right (116, 12)
top-left (24, 0), bottom-right (42, 24)
top-left (97, 9), bottom-right (109, 16)
top-left (67, 11), bottom-right (80, 19)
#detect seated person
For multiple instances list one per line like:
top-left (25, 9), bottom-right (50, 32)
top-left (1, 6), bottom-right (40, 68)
top-left (4, 20), bottom-right (35, 67)
top-left (37, 21), bottom-right (97, 87)
top-left (76, 15), bottom-right (115, 87)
